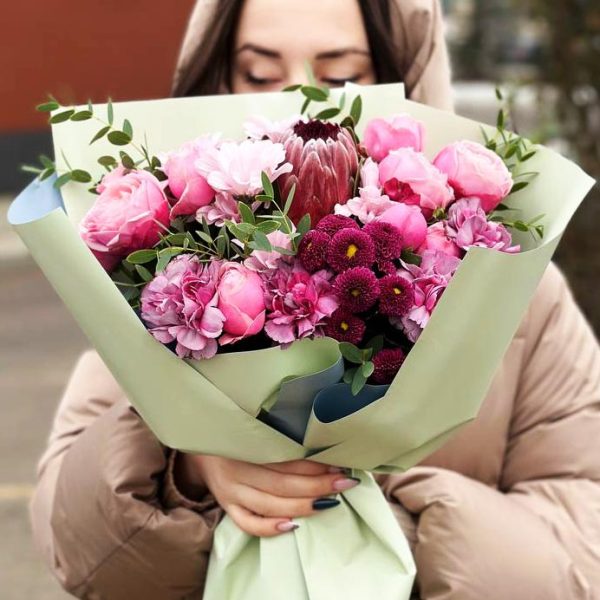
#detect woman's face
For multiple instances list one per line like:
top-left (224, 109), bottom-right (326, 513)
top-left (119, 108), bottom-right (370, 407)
top-left (231, 0), bottom-right (376, 93)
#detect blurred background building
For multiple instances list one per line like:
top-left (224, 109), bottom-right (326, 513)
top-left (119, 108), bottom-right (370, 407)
top-left (1, 1), bottom-right (599, 597)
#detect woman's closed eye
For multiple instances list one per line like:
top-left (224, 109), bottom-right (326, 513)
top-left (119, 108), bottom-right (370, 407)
top-left (244, 72), bottom-right (282, 86)
top-left (321, 75), bottom-right (363, 86)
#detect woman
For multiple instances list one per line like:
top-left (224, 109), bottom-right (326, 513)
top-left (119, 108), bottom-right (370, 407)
top-left (30, 0), bottom-right (600, 599)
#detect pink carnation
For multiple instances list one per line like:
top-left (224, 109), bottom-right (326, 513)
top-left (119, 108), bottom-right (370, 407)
top-left (446, 198), bottom-right (520, 253)
top-left (363, 114), bottom-right (425, 162)
top-left (418, 222), bottom-right (461, 258)
top-left (245, 230), bottom-right (294, 273)
top-left (264, 262), bottom-right (338, 345)
top-left (394, 250), bottom-right (461, 342)
top-left (140, 255), bottom-right (225, 359)
top-left (80, 167), bottom-right (170, 273)
top-left (196, 139), bottom-right (292, 197)
top-left (196, 192), bottom-right (240, 227)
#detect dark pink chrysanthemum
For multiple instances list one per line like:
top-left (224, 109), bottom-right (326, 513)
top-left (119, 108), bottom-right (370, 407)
top-left (372, 348), bottom-right (406, 385)
top-left (378, 275), bottom-right (415, 318)
top-left (333, 267), bottom-right (380, 313)
top-left (297, 230), bottom-right (330, 273)
top-left (363, 221), bottom-right (403, 263)
top-left (316, 214), bottom-right (359, 237)
top-left (327, 229), bottom-right (376, 273)
top-left (324, 309), bottom-right (366, 344)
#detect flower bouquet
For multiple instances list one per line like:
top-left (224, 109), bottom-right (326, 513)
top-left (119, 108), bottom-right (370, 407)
top-left (9, 83), bottom-right (594, 600)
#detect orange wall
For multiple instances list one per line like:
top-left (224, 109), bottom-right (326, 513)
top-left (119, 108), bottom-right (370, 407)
top-left (2, 0), bottom-right (196, 132)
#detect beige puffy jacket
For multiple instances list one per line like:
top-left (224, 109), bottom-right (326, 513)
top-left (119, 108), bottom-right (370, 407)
top-left (30, 1), bottom-right (600, 599)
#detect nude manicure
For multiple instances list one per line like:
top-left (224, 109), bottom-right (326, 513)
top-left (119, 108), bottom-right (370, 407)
top-left (277, 521), bottom-right (299, 533)
top-left (332, 477), bottom-right (361, 492)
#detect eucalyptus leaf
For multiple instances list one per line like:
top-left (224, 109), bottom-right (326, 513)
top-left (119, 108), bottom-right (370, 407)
top-left (252, 230), bottom-right (272, 252)
top-left (350, 95), bottom-right (363, 124)
top-left (123, 119), bottom-right (133, 137)
top-left (50, 110), bottom-right (75, 124)
top-left (107, 99), bottom-right (114, 125)
top-left (70, 169), bottom-right (92, 183)
top-left (283, 183), bottom-right (296, 215)
top-left (126, 249), bottom-right (157, 265)
top-left (238, 202), bottom-right (256, 225)
top-left (282, 84), bottom-right (302, 92)
top-left (301, 86), bottom-right (329, 102)
top-left (261, 172), bottom-right (274, 198)
top-left (135, 264), bottom-right (154, 282)
top-left (314, 107), bottom-right (341, 120)
top-left (361, 361), bottom-right (375, 378)
top-left (90, 126), bottom-right (111, 145)
top-left (107, 131), bottom-right (132, 146)
top-left (98, 155), bottom-right (118, 168)
top-left (70, 110), bottom-right (93, 121)
top-left (53, 172), bottom-right (72, 189)
top-left (296, 214), bottom-right (311, 235)
top-left (339, 342), bottom-right (364, 365)
top-left (351, 369), bottom-right (367, 396)
top-left (36, 101), bottom-right (60, 113)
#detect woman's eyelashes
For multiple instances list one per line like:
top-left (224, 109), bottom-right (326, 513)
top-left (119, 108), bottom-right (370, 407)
top-left (321, 75), bottom-right (362, 86)
top-left (244, 72), bottom-right (363, 88)
top-left (244, 72), bottom-right (280, 86)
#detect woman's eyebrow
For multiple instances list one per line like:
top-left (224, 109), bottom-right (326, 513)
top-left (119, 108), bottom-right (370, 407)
top-left (315, 48), bottom-right (371, 60)
top-left (236, 44), bottom-right (281, 59)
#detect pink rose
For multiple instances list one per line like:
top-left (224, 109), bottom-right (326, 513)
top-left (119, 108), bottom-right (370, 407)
top-left (433, 140), bottom-right (513, 212)
top-left (379, 148), bottom-right (454, 218)
top-left (377, 203), bottom-right (428, 250)
top-left (80, 167), bottom-right (170, 272)
top-left (418, 222), bottom-right (461, 258)
top-left (162, 137), bottom-right (217, 219)
top-left (363, 114), bottom-right (425, 162)
top-left (217, 263), bottom-right (266, 345)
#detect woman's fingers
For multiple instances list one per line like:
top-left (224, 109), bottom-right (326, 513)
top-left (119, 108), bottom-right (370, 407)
top-left (264, 459), bottom-right (334, 476)
top-left (227, 503), bottom-right (298, 538)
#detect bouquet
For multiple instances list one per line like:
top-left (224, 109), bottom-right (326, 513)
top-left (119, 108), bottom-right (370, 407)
top-left (9, 83), bottom-right (594, 600)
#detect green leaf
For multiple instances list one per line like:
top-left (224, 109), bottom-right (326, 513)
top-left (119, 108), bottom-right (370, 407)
top-left (70, 110), bottom-right (93, 121)
top-left (257, 220), bottom-right (280, 235)
top-left (301, 85), bottom-right (329, 102)
top-left (216, 232), bottom-right (227, 256)
top-left (90, 126), bottom-right (111, 145)
top-left (282, 84), bottom-right (302, 92)
top-left (252, 230), bottom-right (272, 252)
top-left (301, 97), bottom-right (311, 115)
top-left (338, 92), bottom-right (347, 111)
top-left (520, 151), bottom-right (537, 162)
top-left (513, 220), bottom-right (529, 232)
top-left (350, 95), bottom-right (363, 124)
top-left (39, 154), bottom-right (54, 169)
top-left (151, 156), bottom-right (162, 169)
top-left (296, 213), bottom-right (311, 235)
top-left (273, 246), bottom-right (296, 256)
top-left (238, 202), bottom-right (256, 225)
top-left (261, 172), bottom-right (274, 198)
top-left (343, 368), bottom-right (356, 385)
top-left (495, 87), bottom-right (503, 101)
top-left (107, 131), bottom-right (132, 146)
top-left (98, 155), bottom-right (118, 168)
top-left (119, 151), bottom-right (135, 169)
top-left (351, 369), bottom-right (367, 396)
top-left (339, 342), bottom-right (364, 365)
top-left (196, 230), bottom-right (213, 245)
top-left (365, 335), bottom-right (384, 355)
top-left (122, 119), bottom-right (133, 137)
top-left (49, 109), bottom-right (75, 124)
top-left (156, 248), bottom-right (183, 272)
top-left (107, 99), bottom-right (114, 125)
top-left (496, 109), bottom-right (505, 130)
top-left (504, 144), bottom-right (518, 159)
top-left (70, 169), bottom-right (92, 183)
top-left (283, 183), bottom-right (296, 215)
top-left (53, 172), bottom-right (73, 188)
top-left (135, 264), bottom-right (154, 282)
top-left (39, 168), bottom-right (55, 181)
top-left (314, 107), bottom-right (341, 120)
top-left (400, 249), bottom-right (422, 266)
top-left (126, 249), bottom-right (157, 264)
top-left (36, 101), bottom-right (60, 113)
top-left (361, 361), bottom-right (375, 378)
top-left (509, 181), bottom-right (529, 194)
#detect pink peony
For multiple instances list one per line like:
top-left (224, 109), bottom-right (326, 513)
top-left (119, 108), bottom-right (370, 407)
top-left (196, 139), bottom-right (292, 197)
top-left (377, 203), bottom-right (428, 250)
top-left (264, 262), bottom-right (338, 345)
top-left (378, 148), bottom-right (455, 218)
top-left (335, 158), bottom-right (396, 224)
top-left (418, 222), bottom-right (461, 258)
top-left (446, 198), bottom-right (520, 254)
top-left (217, 262), bottom-right (266, 345)
top-left (244, 114), bottom-right (301, 143)
top-left (80, 167), bottom-right (170, 273)
top-left (245, 229), bottom-right (294, 273)
top-left (394, 250), bottom-right (461, 342)
top-left (140, 255), bottom-right (225, 359)
top-left (196, 192), bottom-right (240, 227)
top-left (363, 114), bottom-right (425, 162)
top-left (433, 140), bottom-right (513, 213)
top-left (162, 136), bottom-right (217, 219)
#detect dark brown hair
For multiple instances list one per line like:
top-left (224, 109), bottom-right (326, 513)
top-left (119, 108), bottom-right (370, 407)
top-left (172, 0), bottom-right (404, 97)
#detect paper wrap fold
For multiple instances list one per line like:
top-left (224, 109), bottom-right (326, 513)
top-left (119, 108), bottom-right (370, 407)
top-left (8, 84), bottom-right (594, 599)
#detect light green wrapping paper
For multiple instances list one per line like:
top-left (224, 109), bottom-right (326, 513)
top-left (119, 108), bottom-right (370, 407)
top-left (8, 83), bottom-right (594, 599)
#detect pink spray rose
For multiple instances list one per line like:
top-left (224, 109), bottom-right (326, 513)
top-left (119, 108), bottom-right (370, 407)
top-left (446, 198), bottom-right (520, 253)
top-left (245, 229), bottom-right (294, 273)
top-left (196, 139), bottom-right (292, 197)
top-left (379, 148), bottom-right (455, 218)
top-left (217, 262), bottom-right (266, 345)
top-left (418, 222), bottom-right (461, 258)
top-left (264, 262), bottom-right (339, 345)
top-left (394, 250), bottom-right (461, 342)
top-left (377, 203), bottom-right (428, 250)
top-left (363, 114), bottom-right (425, 162)
top-left (162, 136), bottom-right (217, 219)
top-left (80, 167), bottom-right (170, 272)
top-left (140, 255), bottom-right (225, 359)
top-left (433, 140), bottom-right (513, 213)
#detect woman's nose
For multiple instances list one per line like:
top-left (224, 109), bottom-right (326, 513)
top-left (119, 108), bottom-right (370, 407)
top-left (283, 63), bottom-right (314, 89)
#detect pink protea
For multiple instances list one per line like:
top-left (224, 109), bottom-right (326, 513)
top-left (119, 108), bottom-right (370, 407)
top-left (263, 262), bottom-right (339, 345)
top-left (394, 250), bottom-right (461, 342)
top-left (140, 255), bottom-right (225, 359)
top-left (279, 120), bottom-right (360, 225)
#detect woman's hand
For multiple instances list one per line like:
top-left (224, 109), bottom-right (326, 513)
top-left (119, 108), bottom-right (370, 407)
top-left (174, 454), bottom-right (360, 537)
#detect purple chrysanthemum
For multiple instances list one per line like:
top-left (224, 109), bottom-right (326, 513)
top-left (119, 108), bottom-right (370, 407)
top-left (324, 309), bottom-right (366, 344)
top-left (378, 275), bottom-right (415, 318)
top-left (316, 214), bottom-right (359, 237)
top-left (327, 229), bottom-right (376, 273)
top-left (372, 348), bottom-right (406, 385)
top-left (363, 221), bottom-right (403, 263)
top-left (333, 267), bottom-right (380, 313)
top-left (297, 230), bottom-right (330, 273)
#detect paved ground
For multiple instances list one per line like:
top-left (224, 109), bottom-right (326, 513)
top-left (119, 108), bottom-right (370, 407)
top-left (1, 195), bottom-right (83, 598)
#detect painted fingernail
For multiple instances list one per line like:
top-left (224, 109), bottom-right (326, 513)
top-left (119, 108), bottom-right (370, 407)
top-left (328, 466), bottom-right (346, 474)
top-left (277, 521), bottom-right (299, 533)
top-left (313, 497), bottom-right (341, 510)
top-left (332, 477), bottom-right (361, 492)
